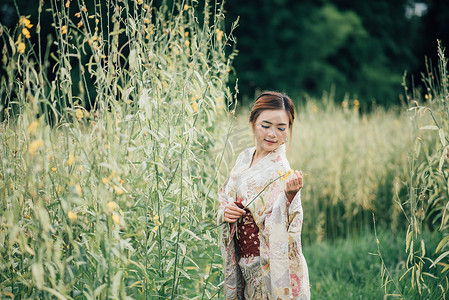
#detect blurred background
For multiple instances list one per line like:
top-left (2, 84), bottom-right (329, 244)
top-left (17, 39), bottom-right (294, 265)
top-left (2, 0), bottom-right (449, 107)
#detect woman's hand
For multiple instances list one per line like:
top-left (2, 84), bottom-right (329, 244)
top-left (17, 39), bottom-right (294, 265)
top-left (224, 203), bottom-right (245, 223)
top-left (285, 170), bottom-right (303, 204)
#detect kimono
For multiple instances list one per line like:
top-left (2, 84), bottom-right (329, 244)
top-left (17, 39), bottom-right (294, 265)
top-left (217, 143), bottom-right (310, 299)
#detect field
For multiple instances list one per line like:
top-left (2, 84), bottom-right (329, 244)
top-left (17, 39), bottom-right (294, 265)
top-left (1, 0), bottom-right (449, 299)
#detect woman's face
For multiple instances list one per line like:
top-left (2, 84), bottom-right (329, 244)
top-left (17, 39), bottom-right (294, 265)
top-left (253, 109), bottom-right (290, 154)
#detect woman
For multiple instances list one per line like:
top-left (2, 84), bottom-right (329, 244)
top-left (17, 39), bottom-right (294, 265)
top-left (217, 92), bottom-right (310, 299)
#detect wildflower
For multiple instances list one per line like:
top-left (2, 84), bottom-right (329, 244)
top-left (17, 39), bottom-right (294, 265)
top-left (75, 184), bottom-right (82, 196)
top-left (112, 214), bottom-right (121, 225)
top-left (57, 186), bottom-right (62, 194)
top-left (185, 31), bottom-right (189, 37)
top-left (152, 226), bottom-right (159, 233)
top-left (144, 4), bottom-right (149, 10)
top-left (29, 139), bottom-right (43, 156)
top-left (25, 214), bottom-right (31, 219)
top-left (22, 28), bottom-right (31, 39)
top-left (153, 215), bottom-right (162, 226)
top-left (341, 101), bottom-right (348, 108)
top-left (107, 201), bottom-right (118, 212)
top-left (191, 101), bottom-right (198, 112)
top-left (51, 167), bottom-right (57, 172)
top-left (65, 1), bottom-right (70, 8)
top-left (75, 12), bottom-right (81, 18)
top-left (67, 153), bottom-right (74, 166)
top-left (27, 121), bottom-right (39, 135)
top-left (144, 18), bottom-right (150, 24)
top-left (354, 99), bottom-right (360, 107)
top-left (376, 239), bottom-right (379, 244)
top-left (102, 178), bottom-right (108, 184)
top-left (20, 16), bottom-right (33, 29)
top-left (136, 0), bottom-right (143, 4)
top-left (95, 19), bottom-right (99, 24)
top-left (185, 40), bottom-right (190, 47)
top-left (113, 185), bottom-right (124, 195)
top-left (68, 211), bottom-right (78, 220)
top-left (81, 7), bottom-right (88, 12)
top-left (78, 21), bottom-right (83, 28)
top-left (215, 29), bottom-right (223, 41)
top-left (61, 25), bottom-right (67, 35)
top-left (184, 4), bottom-right (190, 10)
top-left (75, 109), bottom-right (83, 120)
top-left (18, 42), bottom-right (26, 54)
top-left (78, 165), bottom-right (84, 171)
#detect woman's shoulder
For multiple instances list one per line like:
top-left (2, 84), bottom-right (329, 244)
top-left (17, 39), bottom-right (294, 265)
top-left (235, 146), bottom-right (256, 163)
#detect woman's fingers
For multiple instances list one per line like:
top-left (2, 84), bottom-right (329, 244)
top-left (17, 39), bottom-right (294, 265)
top-left (286, 170), bottom-right (304, 194)
top-left (224, 204), bottom-right (245, 223)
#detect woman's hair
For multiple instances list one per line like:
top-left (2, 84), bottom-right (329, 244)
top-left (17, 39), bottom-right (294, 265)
top-left (249, 91), bottom-right (295, 140)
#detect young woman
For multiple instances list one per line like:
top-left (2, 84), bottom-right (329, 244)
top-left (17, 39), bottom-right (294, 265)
top-left (217, 92), bottom-right (310, 299)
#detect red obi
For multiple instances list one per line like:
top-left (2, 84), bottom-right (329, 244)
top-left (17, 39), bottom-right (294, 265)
top-left (234, 202), bottom-right (260, 258)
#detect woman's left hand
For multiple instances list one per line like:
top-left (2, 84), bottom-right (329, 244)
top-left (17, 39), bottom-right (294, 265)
top-left (285, 170), bottom-right (303, 203)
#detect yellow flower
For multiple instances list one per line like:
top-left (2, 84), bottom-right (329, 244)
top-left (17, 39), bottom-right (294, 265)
top-left (20, 16), bottom-right (33, 29)
top-left (57, 186), bottom-right (62, 194)
top-left (184, 4), bottom-right (190, 10)
top-left (75, 12), bottom-right (81, 18)
top-left (78, 21), bottom-right (83, 28)
top-left (154, 215), bottom-right (159, 221)
top-left (354, 99), bottom-right (360, 107)
top-left (75, 184), bottom-right (82, 196)
top-left (78, 165), bottom-right (84, 172)
top-left (18, 42), bottom-right (26, 54)
top-left (185, 40), bottom-right (190, 47)
top-left (61, 25), bottom-right (67, 35)
top-left (22, 28), bottom-right (31, 39)
top-left (65, 0), bottom-right (70, 8)
top-left (152, 225), bottom-right (159, 233)
top-left (68, 211), bottom-right (77, 220)
top-left (107, 201), bottom-right (118, 212)
top-left (27, 121), bottom-right (39, 135)
top-left (341, 101), bottom-right (348, 108)
top-left (184, 31), bottom-right (189, 37)
top-left (113, 185), bottom-right (124, 195)
top-left (67, 153), bottom-right (74, 166)
top-left (29, 139), bottom-right (43, 156)
top-left (51, 167), bottom-right (57, 172)
top-left (75, 109), bottom-right (83, 120)
top-left (144, 4), bottom-right (149, 10)
top-left (288, 169), bottom-right (294, 175)
top-left (191, 101), bottom-right (198, 112)
top-left (81, 7), bottom-right (88, 12)
top-left (112, 214), bottom-right (121, 225)
top-left (102, 177), bottom-right (109, 184)
top-left (215, 29), bottom-right (223, 41)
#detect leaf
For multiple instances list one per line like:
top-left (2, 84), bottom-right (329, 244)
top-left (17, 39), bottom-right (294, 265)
top-left (440, 129), bottom-right (447, 146)
top-left (430, 250), bottom-right (449, 268)
top-left (439, 146), bottom-right (449, 172)
top-left (112, 270), bottom-right (123, 298)
top-left (420, 125), bottom-right (439, 130)
top-left (94, 283), bottom-right (107, 297)
top-left (435, 235), bottom-right (449, 253)
top-left (32, 263), bottom-right (44, 289)
top-left (42, 287), bottom-right (66, 300)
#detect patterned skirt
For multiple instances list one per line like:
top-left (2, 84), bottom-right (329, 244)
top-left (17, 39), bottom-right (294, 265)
top-left (238, 256), bottom-right (263, 299)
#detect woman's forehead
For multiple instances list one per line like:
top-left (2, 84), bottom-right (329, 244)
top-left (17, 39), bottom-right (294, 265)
top-left (257, 109), bottom-right (289, 124)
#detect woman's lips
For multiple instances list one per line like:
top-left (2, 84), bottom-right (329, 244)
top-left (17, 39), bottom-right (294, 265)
top-left (264, 139), bottom-right (276, 145)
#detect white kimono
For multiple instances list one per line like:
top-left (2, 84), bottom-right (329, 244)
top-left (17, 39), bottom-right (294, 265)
top-left (217, 144), bottom-right (310, 299)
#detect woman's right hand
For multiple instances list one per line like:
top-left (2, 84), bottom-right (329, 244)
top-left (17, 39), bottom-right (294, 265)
top-left (224, 203), bottom-right (245, 223)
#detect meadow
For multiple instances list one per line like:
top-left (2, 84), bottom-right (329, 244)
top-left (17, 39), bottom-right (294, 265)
top-left (1, 0), bottom-right (449, 299)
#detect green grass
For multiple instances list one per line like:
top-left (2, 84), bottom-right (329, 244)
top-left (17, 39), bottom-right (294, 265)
top-left (305, 228), bottom-right (446, 299)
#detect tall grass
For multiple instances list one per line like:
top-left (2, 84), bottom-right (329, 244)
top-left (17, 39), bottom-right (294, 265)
top-left (379, 41), bottom-right (449, 299)
top-left (1, 0), bottom-right (236, 298)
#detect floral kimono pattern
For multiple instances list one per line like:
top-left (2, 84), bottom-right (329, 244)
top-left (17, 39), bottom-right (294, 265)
top-left (217, 144), bottom-right (310, 299)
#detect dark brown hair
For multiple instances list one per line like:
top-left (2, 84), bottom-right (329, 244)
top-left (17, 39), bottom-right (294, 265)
top-left (249, 91), bottom-right (295, 140)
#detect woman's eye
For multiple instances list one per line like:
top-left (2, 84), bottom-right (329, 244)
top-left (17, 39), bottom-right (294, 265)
top-left (278, 128), bottom-right (286, 131)
top-left (261, 124), bottom-right (269, 129)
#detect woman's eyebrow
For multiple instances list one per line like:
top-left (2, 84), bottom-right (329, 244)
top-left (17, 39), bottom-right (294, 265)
top-left (262, 120), bottom-right (288, 126)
